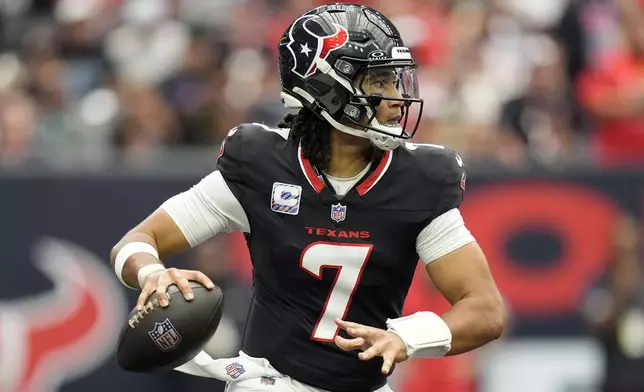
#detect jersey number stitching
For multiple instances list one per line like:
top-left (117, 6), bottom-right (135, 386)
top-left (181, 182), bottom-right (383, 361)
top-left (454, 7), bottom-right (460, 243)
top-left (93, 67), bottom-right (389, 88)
top-left (299, 242), bottom-right (374, 342)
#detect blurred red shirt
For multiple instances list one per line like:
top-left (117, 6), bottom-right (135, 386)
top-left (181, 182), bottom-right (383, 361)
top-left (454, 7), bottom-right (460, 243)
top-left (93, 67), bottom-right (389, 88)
top-left (578, 52), bottom-right (644, 165)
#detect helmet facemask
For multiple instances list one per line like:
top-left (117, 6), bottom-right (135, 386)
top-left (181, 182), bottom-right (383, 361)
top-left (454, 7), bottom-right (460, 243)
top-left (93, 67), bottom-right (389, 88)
top-left (343, 64), bottom-right (424, 141)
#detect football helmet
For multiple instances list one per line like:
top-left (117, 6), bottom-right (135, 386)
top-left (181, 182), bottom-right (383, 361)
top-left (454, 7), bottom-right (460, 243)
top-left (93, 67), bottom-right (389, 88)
top-left (277, 3), bottom-right (424, 150)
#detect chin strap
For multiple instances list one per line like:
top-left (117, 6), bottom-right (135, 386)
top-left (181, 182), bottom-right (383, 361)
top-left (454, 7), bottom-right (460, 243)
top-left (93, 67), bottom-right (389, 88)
top-left (319, 110), bottom-right (404, 151)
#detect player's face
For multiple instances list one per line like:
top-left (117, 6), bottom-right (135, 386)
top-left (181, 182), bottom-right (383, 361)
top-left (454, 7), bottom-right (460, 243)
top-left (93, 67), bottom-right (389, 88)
top-left (360, 69), bottom-right (405, 126)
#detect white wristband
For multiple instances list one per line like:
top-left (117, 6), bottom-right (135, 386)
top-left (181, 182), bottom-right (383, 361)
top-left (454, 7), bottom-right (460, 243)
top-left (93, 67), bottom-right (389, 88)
top-left (137, 264), bottom-right (166, 288)
top-left (114, 242), bottom-right (160, 289)
top-left (386, 311), bottom-right (452, 359)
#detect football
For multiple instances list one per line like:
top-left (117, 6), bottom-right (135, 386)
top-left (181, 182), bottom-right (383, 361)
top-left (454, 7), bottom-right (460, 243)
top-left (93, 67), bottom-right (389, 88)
top-left (116, 281), bottom-right (224, 372)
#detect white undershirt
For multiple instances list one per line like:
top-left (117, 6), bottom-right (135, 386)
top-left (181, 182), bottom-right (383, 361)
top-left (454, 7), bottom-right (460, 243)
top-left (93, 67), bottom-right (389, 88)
top-left (323, 163), bottom-right (372, 196)
top-left (161, 170), bottom-right (475, 265)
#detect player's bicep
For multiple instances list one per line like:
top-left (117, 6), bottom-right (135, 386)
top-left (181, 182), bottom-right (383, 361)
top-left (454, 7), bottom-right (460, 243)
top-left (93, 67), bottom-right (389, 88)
top-left (424, 242), bottom-right (501, 306)
top-left (416, 208), bottom-right (474, 265)
top-left (161, 171), bottom-right (250, 247)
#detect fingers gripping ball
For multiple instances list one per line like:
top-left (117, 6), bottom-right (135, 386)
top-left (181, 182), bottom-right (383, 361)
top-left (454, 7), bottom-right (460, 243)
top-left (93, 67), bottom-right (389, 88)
top-left (116, 282), bottom-right (224, 372)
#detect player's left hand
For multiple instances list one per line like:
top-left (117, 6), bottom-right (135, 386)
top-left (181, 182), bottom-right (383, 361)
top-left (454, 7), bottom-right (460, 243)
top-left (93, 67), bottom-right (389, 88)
top-left (333, 318), bottom-right (407, 374)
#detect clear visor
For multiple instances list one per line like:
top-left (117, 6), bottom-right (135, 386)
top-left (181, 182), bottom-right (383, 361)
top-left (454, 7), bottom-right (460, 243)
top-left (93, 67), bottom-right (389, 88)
top-left (351, 65), bottom-right (423, 139)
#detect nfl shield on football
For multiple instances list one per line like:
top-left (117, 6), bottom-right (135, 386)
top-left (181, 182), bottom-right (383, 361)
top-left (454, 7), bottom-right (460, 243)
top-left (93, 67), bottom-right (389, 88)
top-left (116, 282), bottom-right (224, 372)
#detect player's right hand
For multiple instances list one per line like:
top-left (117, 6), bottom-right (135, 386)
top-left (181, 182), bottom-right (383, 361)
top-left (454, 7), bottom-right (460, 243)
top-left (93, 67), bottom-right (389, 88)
top-left (136, 267), bottom-right (214, 311)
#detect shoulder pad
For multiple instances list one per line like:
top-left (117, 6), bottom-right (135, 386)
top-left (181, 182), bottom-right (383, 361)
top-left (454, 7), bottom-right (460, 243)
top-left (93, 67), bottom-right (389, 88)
top-left (401, 142), bottom-right (463, 181)
top-left (246, 122), bottom-right (291, 141)
top-left (401, 142), bottom-right (466, 214)
top-left (218, 122), bottom-right (290, 159)
top-left (217, 123), bottom-right (291, 186)
top-left (221, 122), bottom-right (289, 149)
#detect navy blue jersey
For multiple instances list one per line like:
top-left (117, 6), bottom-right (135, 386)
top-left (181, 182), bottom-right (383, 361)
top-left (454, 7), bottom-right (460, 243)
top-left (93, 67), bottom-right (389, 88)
top-left (217, 123), bottom-right (465, 392)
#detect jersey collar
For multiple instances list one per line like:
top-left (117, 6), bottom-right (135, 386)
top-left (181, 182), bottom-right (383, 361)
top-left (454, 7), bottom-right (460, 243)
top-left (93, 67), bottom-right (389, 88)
top-left (297, 144), bottom-right (393, 196)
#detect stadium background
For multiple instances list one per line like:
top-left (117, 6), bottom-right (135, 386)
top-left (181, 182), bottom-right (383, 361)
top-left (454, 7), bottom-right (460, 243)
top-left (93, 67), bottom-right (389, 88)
top-left (0, 0), bottom-right (643, 391)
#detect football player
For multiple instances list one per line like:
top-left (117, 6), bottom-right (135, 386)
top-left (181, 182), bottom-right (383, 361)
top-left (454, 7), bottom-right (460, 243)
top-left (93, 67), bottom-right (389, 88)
top-left (110, 3), bottom-right (505, 392)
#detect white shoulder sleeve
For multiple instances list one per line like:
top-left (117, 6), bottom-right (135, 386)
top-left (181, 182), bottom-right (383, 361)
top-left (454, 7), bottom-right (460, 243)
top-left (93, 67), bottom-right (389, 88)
top-left (416, 208), bottom-right (475, 265)
top-left (161, 171), bottom-right (250, 247)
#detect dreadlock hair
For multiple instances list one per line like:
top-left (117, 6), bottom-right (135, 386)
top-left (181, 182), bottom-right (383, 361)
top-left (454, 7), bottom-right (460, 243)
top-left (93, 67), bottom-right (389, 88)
top-left (278, 107), bottom-right (332, 172)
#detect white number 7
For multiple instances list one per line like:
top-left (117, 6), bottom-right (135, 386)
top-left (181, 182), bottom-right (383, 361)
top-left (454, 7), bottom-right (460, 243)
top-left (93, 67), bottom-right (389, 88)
top-left (300, 242), bottom-right (373, 341)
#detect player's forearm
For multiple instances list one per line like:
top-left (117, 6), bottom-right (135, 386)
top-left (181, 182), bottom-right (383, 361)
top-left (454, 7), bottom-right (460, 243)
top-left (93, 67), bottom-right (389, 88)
top-left (441, 294), bottom-right (505, 356)
top-left (110, 232), bottom-right (163, 288)
top-left (110, 208), bottom-right (193, 288)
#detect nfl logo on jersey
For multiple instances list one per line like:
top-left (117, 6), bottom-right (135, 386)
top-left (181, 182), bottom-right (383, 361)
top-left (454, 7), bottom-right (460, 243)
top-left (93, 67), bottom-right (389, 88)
top-left (225, 362), bottom-right (246, 379)
top-left (148, 318), bottom-right (182, 352)
top-left (330, 203), bottom-right (347, 222)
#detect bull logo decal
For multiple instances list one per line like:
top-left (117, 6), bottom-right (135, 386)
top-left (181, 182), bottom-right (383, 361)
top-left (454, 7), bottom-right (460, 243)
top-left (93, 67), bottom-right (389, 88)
top-left (0, 238), bottom-right (126, 392)
top-left (284, 14), bottom-right (349, 78)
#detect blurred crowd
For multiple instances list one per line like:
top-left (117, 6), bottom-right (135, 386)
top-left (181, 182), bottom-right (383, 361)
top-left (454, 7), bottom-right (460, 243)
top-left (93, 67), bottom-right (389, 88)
top-left (1, 0), bottom-right (644, 169)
